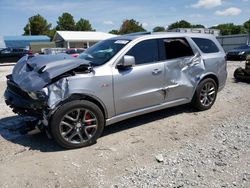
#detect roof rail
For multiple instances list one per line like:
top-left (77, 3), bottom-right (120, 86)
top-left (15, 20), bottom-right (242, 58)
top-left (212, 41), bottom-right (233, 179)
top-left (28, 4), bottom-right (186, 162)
top-left (123, 32), bottom-right (151, 36)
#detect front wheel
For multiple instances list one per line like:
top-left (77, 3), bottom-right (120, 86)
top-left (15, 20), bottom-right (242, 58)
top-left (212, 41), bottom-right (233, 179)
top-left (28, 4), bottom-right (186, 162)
top-left (50, 100), bottom-right (104, 149)
top-left (192, 78), bottom-right (218, 111)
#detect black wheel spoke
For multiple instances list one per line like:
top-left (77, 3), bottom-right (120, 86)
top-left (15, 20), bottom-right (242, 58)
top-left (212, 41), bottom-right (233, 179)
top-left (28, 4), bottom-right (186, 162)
top-left (75, 109), bottom-right (81, 121)
top-left (77, 132), bottom-right (84, 143)
top-left (61, 127), bottom-right (73, 137)
top-left (84, 128), bottom-right (91, 139)
top-left (65, 114), bottom-right (77, 122)
top-left (68, 131), bottom-right (78, 141)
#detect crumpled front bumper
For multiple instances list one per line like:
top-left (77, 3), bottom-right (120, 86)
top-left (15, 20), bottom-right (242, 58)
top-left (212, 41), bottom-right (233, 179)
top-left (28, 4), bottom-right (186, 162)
top-left (4, 77), bottom-right (47, 118)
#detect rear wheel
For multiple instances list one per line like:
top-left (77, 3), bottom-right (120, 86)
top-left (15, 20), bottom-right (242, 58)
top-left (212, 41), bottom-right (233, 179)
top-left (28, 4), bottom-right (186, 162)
top-left (50, 100), bottom-right (104, 149)
top-left (192, 78), bottom-right (217, 111)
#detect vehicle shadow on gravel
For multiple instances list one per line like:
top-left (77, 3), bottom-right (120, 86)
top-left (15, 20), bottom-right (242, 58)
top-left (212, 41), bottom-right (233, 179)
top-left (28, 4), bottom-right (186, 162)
top-left (0, 105), bottom-right (196, 152)
top-left (0, 63), bottom-right (16, 67)
top-left (102, 104), bottom-right (196, 137)
top-left (0, 115), bottom-right (62, 152)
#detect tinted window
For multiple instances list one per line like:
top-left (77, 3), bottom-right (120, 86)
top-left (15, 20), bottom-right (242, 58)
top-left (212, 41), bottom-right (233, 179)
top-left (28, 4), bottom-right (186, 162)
top-left (66, 49), bottom-right (77, 54)
top-left (192, 38), bottom-right (219, 53)
top-left (160, 38), bottom-right (194, 60)
top-left (77, 49), bottom-right (84, 53)
top-left (126, 39), bottom-right (158, 65)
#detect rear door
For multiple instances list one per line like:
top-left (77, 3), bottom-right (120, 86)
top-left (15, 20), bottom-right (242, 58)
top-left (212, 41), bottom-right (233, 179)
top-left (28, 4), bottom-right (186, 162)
top-left (113, 39), bottom-right (165, 115)
top-left (159, 37), bottom-right (205, 102)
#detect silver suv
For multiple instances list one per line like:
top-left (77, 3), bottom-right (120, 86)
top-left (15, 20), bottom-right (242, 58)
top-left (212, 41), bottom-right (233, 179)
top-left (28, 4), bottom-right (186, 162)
top-left (5, 32), bottom-right (227, 148)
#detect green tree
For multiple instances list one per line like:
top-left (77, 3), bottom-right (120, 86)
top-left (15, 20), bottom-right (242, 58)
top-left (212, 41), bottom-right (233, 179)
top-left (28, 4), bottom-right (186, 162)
top-left (47, 28), bottom-right (56, 40)
top-left (231, 25), bottom-right (244, 35)
top-left (244, 19), bottom-right (250, 44)
top-left (23, 14), bottom-right (51, 35)
top-left (153, 26), bottom-right (165, 32)
top-left (211, 23), bottom-right (245, 35)
top-left (192, 24), bottom-right (205, 28)
top-left (118, 19), bottom-right (146, 34)
top-left (109, 30), bottom-right (119, 34)
top-left (167, 20), bottom-right (192, 30)
top-left (76, 18), bottom-right (94, 31)
top-left (56, 12), bottom-right (75, 31)
top-left (243, 19), bottom-right (250, 33)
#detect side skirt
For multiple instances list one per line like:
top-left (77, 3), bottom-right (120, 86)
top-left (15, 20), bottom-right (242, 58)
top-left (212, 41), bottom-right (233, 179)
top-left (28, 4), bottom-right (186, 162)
top-left (105, 98), bottom-right (190, 125)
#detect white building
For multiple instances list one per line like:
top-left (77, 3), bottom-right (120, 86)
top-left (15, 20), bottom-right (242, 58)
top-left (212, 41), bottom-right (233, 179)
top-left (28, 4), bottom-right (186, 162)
top-left (168, 28), bottom-right (220, 37)
top-left (53, 31), bottom-right (117, 49)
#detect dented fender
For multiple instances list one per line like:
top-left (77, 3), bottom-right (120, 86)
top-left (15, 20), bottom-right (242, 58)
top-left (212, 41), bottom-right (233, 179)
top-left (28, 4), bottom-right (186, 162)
top-left (44, 70), bottom-right (114, 119)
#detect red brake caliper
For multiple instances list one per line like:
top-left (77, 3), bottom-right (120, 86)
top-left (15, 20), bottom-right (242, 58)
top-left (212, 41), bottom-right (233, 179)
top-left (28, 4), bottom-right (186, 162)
top-left (85, 113), bottom-right (91, 126)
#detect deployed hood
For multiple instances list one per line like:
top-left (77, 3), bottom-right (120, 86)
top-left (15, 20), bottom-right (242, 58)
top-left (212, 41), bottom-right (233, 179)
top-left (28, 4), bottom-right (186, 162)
top-left (12, 54), bottom-right (91, 92)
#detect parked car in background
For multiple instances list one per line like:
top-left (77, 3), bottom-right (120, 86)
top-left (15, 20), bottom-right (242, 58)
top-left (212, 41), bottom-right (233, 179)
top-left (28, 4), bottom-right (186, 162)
top-left (0, 48), bottom-right (32, 63)
top-left (226, 45), bottom-right (250, 61)
top-left (65, 48), bottom-right (85, 57)
top-left (42, 48), bottom-right (66, 55)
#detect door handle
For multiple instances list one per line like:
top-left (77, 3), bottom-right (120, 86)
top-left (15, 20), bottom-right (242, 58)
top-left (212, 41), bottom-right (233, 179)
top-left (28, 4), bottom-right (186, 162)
top-left (152, 69), bottom-right (162, 75)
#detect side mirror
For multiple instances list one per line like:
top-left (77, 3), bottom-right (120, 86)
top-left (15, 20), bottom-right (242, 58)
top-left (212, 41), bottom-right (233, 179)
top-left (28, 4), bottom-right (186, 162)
top-left (117, 55), bottom-right (135, 69)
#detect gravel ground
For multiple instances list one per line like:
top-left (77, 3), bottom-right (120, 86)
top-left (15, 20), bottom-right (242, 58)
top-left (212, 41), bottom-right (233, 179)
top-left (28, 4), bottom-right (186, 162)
top-left (118, 115), bottom-right (250, 188)
top-left (0, 61), bottom-right (249, 188)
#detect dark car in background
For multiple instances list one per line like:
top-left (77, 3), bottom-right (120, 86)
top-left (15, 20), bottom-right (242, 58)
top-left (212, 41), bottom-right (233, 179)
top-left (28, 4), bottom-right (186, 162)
top-left (0, 48), bottom-right (33, 63)
top-left (226, 45), bottom-right (250, 61)
top-left (65, 48), bottom-right (85, 57)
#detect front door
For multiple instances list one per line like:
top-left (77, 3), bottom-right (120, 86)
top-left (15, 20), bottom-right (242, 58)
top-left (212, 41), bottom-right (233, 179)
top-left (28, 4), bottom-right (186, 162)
top-left (113, 39), bottom-right (165, 115)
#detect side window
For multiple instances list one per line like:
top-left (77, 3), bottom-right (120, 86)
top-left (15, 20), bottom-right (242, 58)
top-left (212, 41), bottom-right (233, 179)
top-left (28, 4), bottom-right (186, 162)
top-left (192, 37), bottom-right (219, 53)
top-left (161, 38), bottom-right (194, 60)
top-left (126, 39), bottom-right (158, 65)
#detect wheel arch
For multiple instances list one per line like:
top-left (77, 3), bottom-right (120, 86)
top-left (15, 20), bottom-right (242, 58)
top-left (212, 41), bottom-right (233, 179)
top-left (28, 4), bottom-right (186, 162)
top-left (192, 73), bottom-right (219, 99)
top-left (50, 93), bottom-right (108, 120)
top-left (199, 73), bottom-right (219, 89)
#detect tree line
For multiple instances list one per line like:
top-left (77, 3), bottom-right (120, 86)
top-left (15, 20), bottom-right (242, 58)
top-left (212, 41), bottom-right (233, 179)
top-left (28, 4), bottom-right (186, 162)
top-left (23, 13), bottom-right (250, 39)
top-left (23, 13), bottom-right (94, 39)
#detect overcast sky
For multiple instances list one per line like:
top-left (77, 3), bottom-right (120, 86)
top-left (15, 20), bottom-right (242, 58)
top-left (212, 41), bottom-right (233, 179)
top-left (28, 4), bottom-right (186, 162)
top-left (0, 0), bottom-right (249, 39)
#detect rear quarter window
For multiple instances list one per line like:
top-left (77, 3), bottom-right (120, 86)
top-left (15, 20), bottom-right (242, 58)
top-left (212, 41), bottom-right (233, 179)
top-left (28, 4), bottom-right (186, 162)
top-left (192, 38), bottom-right (219, 53)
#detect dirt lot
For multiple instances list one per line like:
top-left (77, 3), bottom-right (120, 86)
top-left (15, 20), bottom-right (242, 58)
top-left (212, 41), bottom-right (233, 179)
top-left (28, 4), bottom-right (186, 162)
top-left (0, 61), bottom-right (249, 188)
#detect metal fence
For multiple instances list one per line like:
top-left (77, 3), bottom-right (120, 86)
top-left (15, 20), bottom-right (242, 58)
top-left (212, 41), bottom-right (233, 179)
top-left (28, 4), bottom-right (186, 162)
top-left (217, 34), bottom-right (249, 52)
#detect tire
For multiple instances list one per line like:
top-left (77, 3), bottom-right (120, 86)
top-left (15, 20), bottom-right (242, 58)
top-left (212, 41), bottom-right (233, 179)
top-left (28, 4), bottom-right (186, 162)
top-left (50, 100), bottom-right (104, 149)
top-left (233, 67), bottom-right (250, 82)
top-left (192, 78), bottom-right (218, 111)
top-left (234, 67), bottom-right (244, 80)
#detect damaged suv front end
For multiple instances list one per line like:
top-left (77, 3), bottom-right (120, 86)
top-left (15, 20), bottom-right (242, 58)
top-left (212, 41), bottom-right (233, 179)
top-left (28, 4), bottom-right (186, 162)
top-left (4, 38), bottom-right (128, 148)
top-left (5, 54), bottom-right (95, 126)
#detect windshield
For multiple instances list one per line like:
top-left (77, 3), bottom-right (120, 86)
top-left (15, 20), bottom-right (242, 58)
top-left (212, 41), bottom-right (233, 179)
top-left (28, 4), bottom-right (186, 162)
top-left (78, 39), bottom-right (130, 66)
